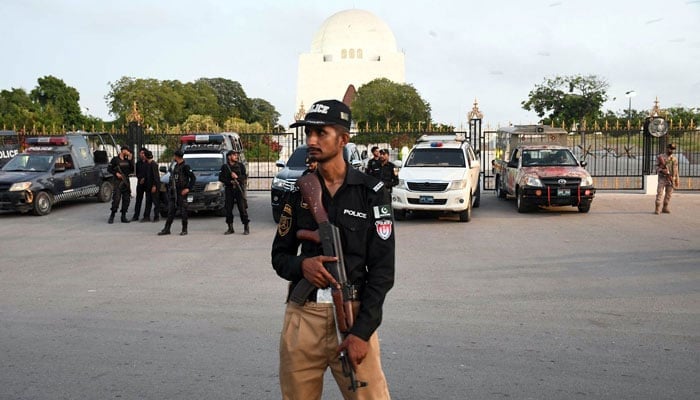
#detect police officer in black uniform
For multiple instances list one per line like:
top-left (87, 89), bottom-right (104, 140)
top-left (218, 149), bottom-right (250, 235)
top-left (107, 145), bottom-right (134, 224)
top-left (158, 150), bottom-right (196, 236)
top-left (365, 146), bottom-right (381, 179)
top-left (272, 99), bottom-right (395, 398)
top-left (131, 147), bottom-right (149, 221)
top-left (141, 150), bottom-right (160, 223)
top-left (378, 149), bottom-right (398, 192)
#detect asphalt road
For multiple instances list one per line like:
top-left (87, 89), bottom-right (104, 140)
top-left (1, 191), bottom-right (698, 400)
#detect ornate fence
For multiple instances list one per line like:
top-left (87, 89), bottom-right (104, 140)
top-left (13, 123), bottom-right (700, 191)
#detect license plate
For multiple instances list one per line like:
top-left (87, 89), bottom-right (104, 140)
top-left (419, 195), bottom-right (434, 204)
top-left (557, 189), bottom-right (571, 196)
top-left (187, 194), bottom-right (194, 203)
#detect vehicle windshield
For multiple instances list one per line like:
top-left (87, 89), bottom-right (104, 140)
top-left (185, 156), bottom-right (223, 171)
top-left (405, 148), bottom-right (465, 167)
top-left (286, 147), bottom-right (309, 169)
top-left (1, 154), bottom-right (54, 172)
top-left (522, 149), bottom-right (579, 167)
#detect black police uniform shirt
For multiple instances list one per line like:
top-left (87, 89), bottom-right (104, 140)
top-left (366, 158), bottom-right (382, 178)
top-left (271, 165), bottom-right (395, 341)
top-left (171, 162), bottom-right (196, 193)
top-left (135, 159), bottom-right (149, 181)
top-left (379, 162), bottom-right (398, 188)
top-left (218, 161), bottom-right (247, 188)
top-left (108, 156), bottom-right (134, 180)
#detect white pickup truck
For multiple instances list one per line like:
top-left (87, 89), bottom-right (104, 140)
top-left (391, 134), bottom-right (481, 222)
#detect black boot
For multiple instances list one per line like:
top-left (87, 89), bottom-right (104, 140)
top-left (121, 212), bottom-right (130, 223)
top-left (140, 216), bottom-right (151, 223)
top-left (243, 223), bottom-right (250, 235)
top-left (180, 221), bottom-right (188, 236)
top-left (158, 223), bottom-right (171, 235)
top-left (225, 223), bottom-right (234, 235)
top-left (108, 212), bottom-right (115, 224)
top-left (131, 215), bottom-right (139, 221)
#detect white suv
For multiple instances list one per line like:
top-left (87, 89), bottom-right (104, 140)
top-left (391, 134), bottom-right (481, 222)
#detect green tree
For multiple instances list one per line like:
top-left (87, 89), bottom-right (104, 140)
top-left (352, 78), bottom-right (431, 127)
top-left (249, 98), bottom-right (280, 128)
top-left (30, 75), bottom-right (84, 128)
top-left (106, 77), bottom-right (185, 127)
top-left (181, 114), bottom-right (219, 132)
top-left (0, 88), bottom-right (38, 128)
top-left (197, 78), bottom-right (252, 124)
top-left (522, 74), bottom-right (609, 127)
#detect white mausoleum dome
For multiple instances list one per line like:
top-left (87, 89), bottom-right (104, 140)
top-left (310, 9), bottom-right (399, 61)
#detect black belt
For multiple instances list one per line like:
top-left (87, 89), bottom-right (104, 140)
top-left (287, 283), bottom-right (362, 303)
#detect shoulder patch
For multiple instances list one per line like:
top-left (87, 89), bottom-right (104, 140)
top-left (373, 204), bottom-right (392, 219)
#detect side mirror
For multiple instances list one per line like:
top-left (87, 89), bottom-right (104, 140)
top-left (275, 160), bottom-right (286, 168)
top-left (507, 160), bottom-right (518, 168)
top-left (392, 159), bottom-right (403, 168)
top-left (361, 150), bottom-right (368, 159)
top-left (351, 159), bottom-right (363, 169)
top-left (580, 161), bottom-right (588, 168)
top-left (159, 166), bottom-right (167, 173)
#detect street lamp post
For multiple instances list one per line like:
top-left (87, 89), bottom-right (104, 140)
top-left (625, 90), bottom-right (636, 131)
top-left (625, 91), bottom-right (636, 161)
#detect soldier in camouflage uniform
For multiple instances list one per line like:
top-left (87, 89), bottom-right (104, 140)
top-left (655, 143), bottom-right (680, 214)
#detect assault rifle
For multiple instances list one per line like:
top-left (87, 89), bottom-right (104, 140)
top-left (224, 162), bottom-right (241, 190)
top-left (289, 173), bottom-right (367, 392)
top-left (114, 160), bottom-right (132, 195)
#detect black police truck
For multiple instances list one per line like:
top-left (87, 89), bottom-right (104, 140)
top-left (0, 134), bottom-right (114, 215)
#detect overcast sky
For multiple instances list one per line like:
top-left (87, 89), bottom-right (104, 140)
top-left (3, 0), bottom-right (699, 129)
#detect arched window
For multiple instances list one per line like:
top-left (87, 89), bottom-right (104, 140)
top-left (356, 49), bottom-right (363, 59)
top-left (341, 49), bottom-right (347, 59)
top-left (349, 49), bottom-right (355, 59)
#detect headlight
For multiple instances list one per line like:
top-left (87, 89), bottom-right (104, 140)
top-left (580, 175), bottom-right (594, 187)
top-left (450, 180), bottom-right (467, 190)
top-left (524, 176), bottom-right (543, 187)
top-left (396, 179), bottom-right (407, 190)
top-left (204, 181), bottom-right (223, 192)
top-left (9, 182), bottom-right (32, 191)
top-left (271, 177), bottom-right (289, 190)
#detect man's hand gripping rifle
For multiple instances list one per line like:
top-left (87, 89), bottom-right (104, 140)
top-left (289, 173), bottom-right (367, 392)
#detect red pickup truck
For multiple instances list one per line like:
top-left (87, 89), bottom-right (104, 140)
top-left (491, 126), bottom-right (596, 213)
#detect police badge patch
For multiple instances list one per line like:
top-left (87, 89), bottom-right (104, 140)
top-left (278, 204), bottom-right (292, 236)
top-left (278, 215), bottom-right (291, 237)
top-left (375, 219), bottom-right (392, 240)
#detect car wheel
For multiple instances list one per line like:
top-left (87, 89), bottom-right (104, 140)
top-left (459, 195), bottom-right (472, 222)
top-left (272, 208), bottom-right (281, 223)
top-left (578, 202), bottom-right (591, 213)
top-left (496, 176), bottom-right (506, 199)
top-left (516, 188), bottom-right (529, 213)
top-left (97, 180), bottom-right (113, 202)
top-left (394, 209), bottom-right (406, 221)
top-left (33, 191), bottom-right (53, 216)
top-left (473, 181), bottom-right (481, 208)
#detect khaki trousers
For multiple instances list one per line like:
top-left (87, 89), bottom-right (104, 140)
top-left (656, 175), bottom-right (674, 212)
top-left (279, 302), bottom-right (391, 400)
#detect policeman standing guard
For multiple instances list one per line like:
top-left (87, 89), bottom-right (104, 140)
top-left (141, 150), bottom-right (160, 223)
top-left (107, 145), bottom-right (134, 224)
top-left (272, 99), bottom-right (395, 399)
top-left (131, 147), bottom-right (148, 221)
top-left (218, 150), bottom-right (250, 235)
top-left (378, 149), bottom-right (398, 193)
top-left (158, 150), bottom-right (196, 236)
